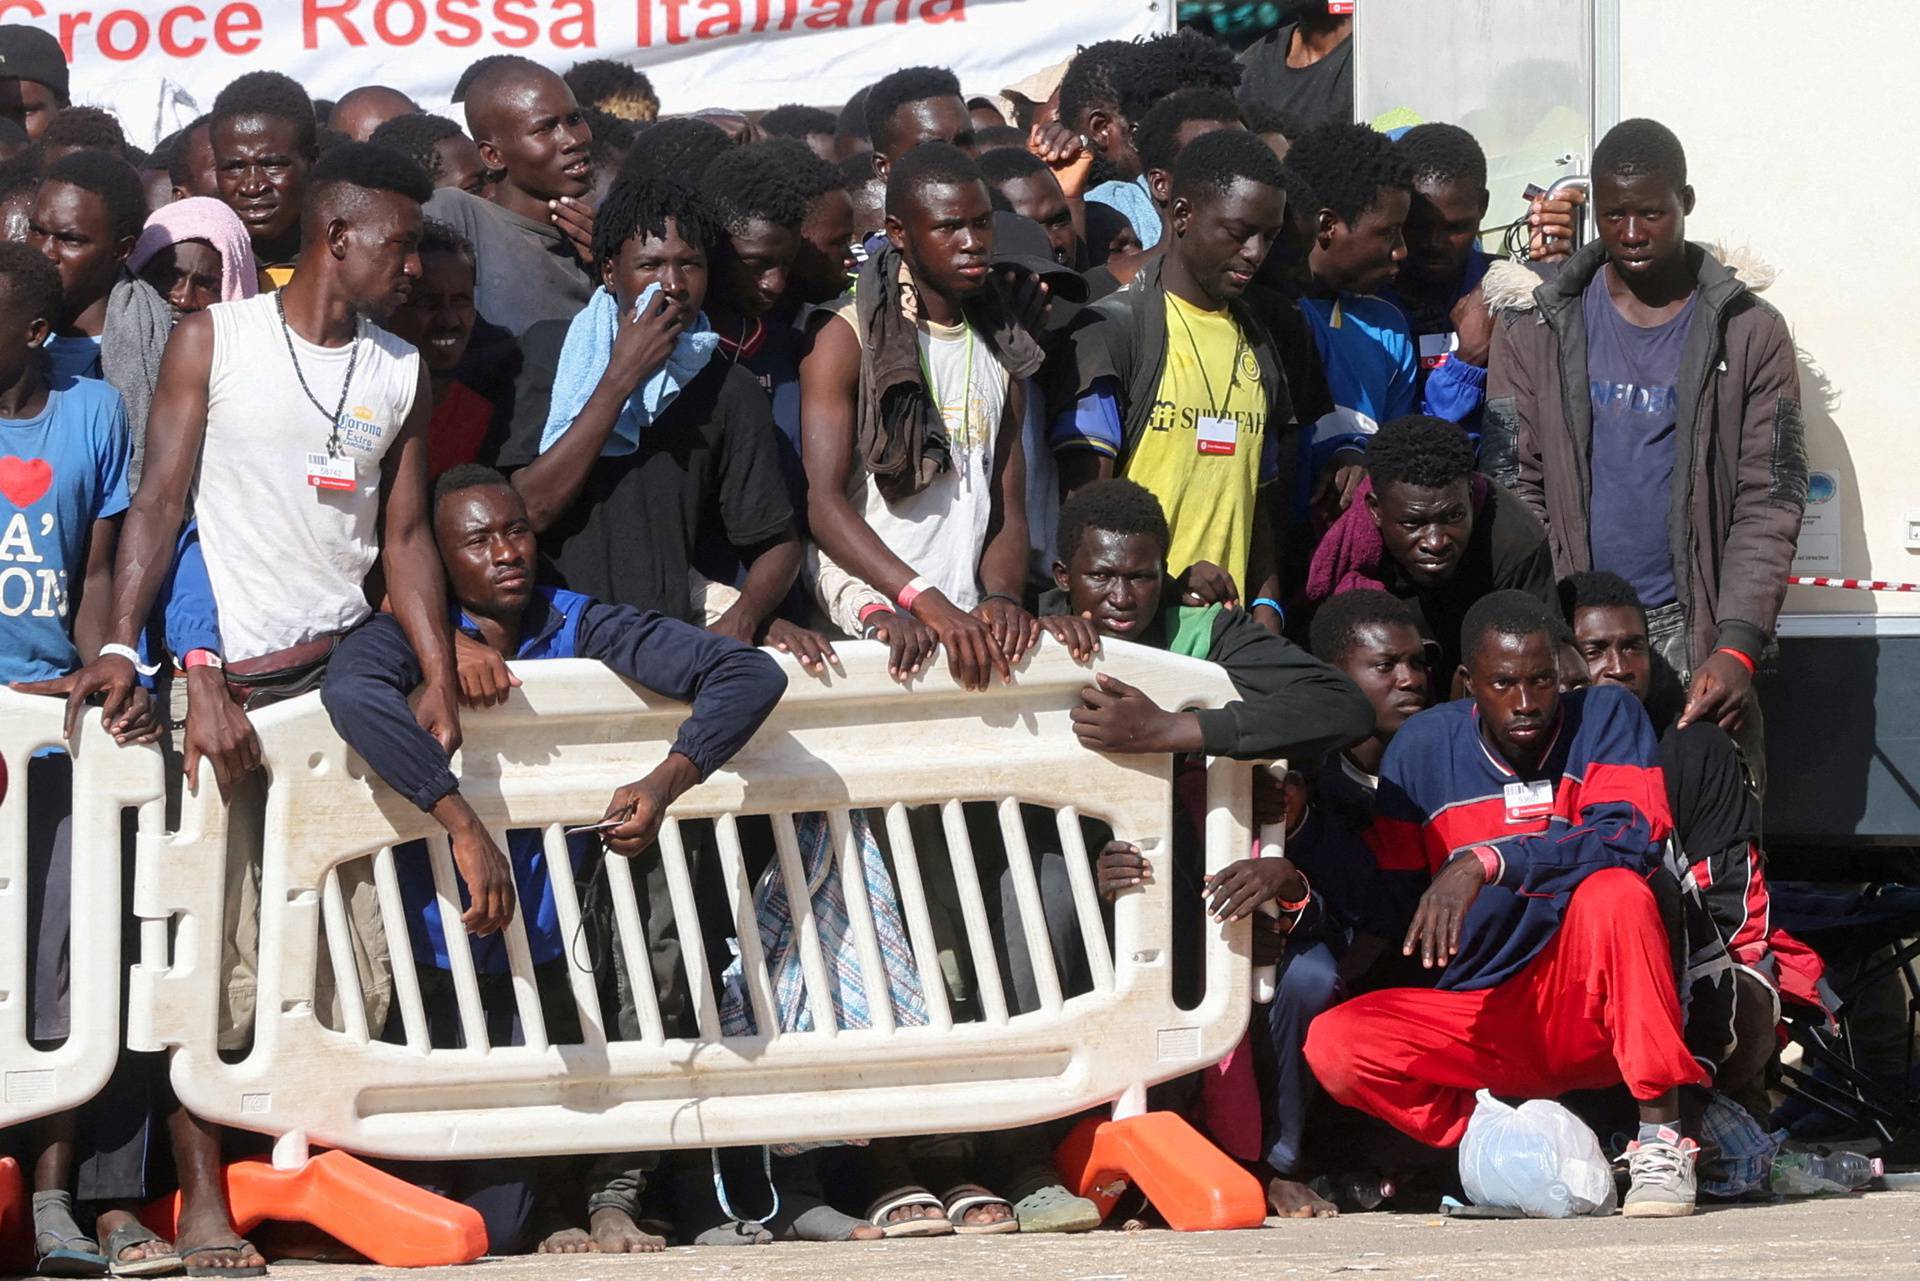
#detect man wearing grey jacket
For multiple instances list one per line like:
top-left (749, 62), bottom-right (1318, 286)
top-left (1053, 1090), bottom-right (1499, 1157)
top-left (1484, 117), bottom-right (1804, 788)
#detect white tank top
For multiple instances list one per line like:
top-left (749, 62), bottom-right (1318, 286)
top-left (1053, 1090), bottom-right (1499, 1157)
top-left (850, 315), bottom-right (1009, 610)
top-left (195, 293), bottom-right (420, 662)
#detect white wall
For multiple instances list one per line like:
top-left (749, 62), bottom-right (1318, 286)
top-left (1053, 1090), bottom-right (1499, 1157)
top-left (1616, 0), bottom-right (1920, 617)
top-left (1354, 0), bottom-right (1595, 232)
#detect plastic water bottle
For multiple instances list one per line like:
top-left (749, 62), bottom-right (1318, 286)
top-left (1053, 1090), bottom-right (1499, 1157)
top-left (1768, 1150), bottom-right (1883, 1195)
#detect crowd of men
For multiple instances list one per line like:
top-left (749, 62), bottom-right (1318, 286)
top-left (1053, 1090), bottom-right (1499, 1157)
top-left (0, 1), bottom-right (1818, 1271)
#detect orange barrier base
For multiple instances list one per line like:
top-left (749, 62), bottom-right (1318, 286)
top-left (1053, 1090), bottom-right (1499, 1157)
top-left (140, 1150), bottom-right (488, 1269)
top-left (1055, 1111), bottom-right (1267, 1231)
top-left (0, 1156), bottom-right (32, 1274)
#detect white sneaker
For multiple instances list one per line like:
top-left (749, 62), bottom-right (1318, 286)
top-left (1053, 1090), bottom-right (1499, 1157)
top-left (1622, 1128), bottom-right (1699, 1218)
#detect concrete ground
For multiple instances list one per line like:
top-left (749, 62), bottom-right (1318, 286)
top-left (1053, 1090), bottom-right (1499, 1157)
top-left (301, 1190), bottom-right (1918, 1280)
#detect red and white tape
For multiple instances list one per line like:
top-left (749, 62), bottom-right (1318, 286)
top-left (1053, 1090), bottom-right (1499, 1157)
top-left (1788, 575), bottom-right (1920, 593)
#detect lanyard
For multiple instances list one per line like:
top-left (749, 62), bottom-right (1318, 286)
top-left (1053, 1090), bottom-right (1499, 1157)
top-left (277, 291), bottom-right (363, 457)
top-left (710, 1146), bottom-right (779, 1227)
top-left (1169, 299), bottom-right (1245, 419)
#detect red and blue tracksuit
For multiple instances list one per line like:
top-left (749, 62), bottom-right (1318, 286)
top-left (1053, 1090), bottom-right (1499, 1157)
top-left (1304, 685), bottom-right (1707, 1147)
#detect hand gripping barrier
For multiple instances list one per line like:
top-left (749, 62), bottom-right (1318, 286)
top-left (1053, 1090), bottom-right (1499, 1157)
top-left (0, 689), bottom-right (165, 1130)
top-left (135, 640), bottom-right (1258, 1157)
top-left (130, 639), bottom-right (1258, 1180)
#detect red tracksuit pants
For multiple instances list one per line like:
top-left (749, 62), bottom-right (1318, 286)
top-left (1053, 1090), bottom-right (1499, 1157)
top-left (1303, 867), bottom-right (1708, 1148)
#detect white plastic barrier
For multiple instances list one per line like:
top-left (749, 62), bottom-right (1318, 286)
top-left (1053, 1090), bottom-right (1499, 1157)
top-left (0, 690), bottom-right (165, 1128)
top-left (129, 640), bottom-right (1254, 1163)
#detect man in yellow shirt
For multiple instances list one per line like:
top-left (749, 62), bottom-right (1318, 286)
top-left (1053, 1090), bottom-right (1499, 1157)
top-left (1051, 128), bottom-right (1293, 631)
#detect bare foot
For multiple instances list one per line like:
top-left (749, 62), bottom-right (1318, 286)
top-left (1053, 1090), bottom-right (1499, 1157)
top-left (590, 1207), bottom-right (666, 1254)
top-left (1267, 1177), bottom-right (1339, 1219)
top-left (537, 1227), bottom-right (598, 1254)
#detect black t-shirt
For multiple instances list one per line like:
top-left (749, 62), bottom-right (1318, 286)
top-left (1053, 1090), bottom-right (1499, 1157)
top-left (1082, 264), bottom-right (1122, 303)
top-left (1239, 24), bottom-right (1354, 130)
top-left (492, 319), bottom-right (796, 622)
top-left (1383, 483), bottom-right (1556, 682)
top-left (696, 323), bottom-right (815, 622)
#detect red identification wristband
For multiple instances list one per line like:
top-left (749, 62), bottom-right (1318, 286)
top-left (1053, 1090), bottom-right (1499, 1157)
top-left (1473, 846), bottom-right (1501, 884)
top-left (1276, 870), bottom-right (1312, 914)
top-left (896, 575), bottom-right (932, 612)
top-left (857, 601), bottom-right (891, 626)
top-left (1714, 647), bottom-right (1756, 675)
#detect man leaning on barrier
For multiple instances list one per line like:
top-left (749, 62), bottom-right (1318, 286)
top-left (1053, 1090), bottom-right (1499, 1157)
top-left (318, 464), bottom-right (786, 1254)
top-left (1020, 479), bottom-right (1375, 1217)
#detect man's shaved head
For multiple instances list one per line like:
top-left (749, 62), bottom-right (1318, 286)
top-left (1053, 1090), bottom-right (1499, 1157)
top-left (459, 55), bottom-right (591, 209)
top-left (462, 56), bottom-right (563, 141)
top-left (330, 85), bottom-right (418, 142)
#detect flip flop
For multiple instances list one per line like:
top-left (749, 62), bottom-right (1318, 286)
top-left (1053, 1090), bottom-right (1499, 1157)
top-left (1011, 1183), bottom-right (1103, 1234)
top-left (179, 1242), bottom-right (267, 1279)
top-left (103, 1221), bottom-right (184, 1278)
top-left (33, 1190), bottom-right (108, 1278)
top-left (941, 1184), bottom-right (1019, 1235)
top-left (865, 1190), bottom-right (955, 1238)
top-left (35, 1241), bottom-right (109, 1279)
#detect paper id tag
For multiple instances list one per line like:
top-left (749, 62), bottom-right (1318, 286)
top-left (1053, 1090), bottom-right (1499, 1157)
top-left (1418, 331), bottom-right (1458, 370)
top-left (305, 451), bottom-right (356, 491)
top-left (1503, 779), bottom-right (1555, 823)
top-left (1196, 415), bottom-right (1238, 456)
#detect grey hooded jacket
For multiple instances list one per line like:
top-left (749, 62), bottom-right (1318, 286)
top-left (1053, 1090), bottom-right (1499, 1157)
top-left (1482, 241), bottom-right (1806, 671)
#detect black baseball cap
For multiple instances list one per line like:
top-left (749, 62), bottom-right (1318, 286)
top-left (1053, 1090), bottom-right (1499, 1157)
top-left (989, 210), bottom-right (1088, 304)
top-left (0, 25), bottom-right (68, 101)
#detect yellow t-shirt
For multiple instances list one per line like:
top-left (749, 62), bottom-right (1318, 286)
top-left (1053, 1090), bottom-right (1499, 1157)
top-left (1123, 291), bottom-right (1274, 591)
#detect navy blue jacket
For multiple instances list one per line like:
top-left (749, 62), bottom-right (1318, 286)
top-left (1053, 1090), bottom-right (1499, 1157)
top-left (320, 587), bottom-right (785, 972)
top-left (1369, 685), bottom-right (1670, 990)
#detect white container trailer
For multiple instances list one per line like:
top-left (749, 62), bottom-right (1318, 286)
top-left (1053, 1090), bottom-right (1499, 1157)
top-left (1353, 0), bottom-right (1920, 843)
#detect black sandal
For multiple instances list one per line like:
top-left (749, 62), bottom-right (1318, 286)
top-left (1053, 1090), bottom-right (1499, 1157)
top-left (101, 1221), bottom-right (183, 1278)
top-left (177, 1241), bottom-right (266, 1279)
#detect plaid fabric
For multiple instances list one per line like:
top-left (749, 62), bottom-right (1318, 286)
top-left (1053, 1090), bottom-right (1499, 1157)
top-left (1697, 1090), bottom-right (1781, 1197)
top-left (720, 810), bottom-right (929, 1037)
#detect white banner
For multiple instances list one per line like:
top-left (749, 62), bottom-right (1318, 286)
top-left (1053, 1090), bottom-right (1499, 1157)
top-left (3, 0), bottom-right (1169, 146)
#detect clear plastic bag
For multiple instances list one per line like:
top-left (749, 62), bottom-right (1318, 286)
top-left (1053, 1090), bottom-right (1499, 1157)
top-left (1458, 1090), bottom-right (1618, 1218)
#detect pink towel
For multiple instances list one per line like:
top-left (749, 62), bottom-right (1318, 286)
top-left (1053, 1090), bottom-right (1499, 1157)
top-left (1303, 472), bottom-right (1491, 604)
top-left (127, 196), bottom-right (259, 303)
top-left (1304, 475), bottom-right (1389, 602)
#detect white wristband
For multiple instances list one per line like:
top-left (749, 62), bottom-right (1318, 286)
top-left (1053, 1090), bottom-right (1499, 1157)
top-left (99, 642), bottom-right (160, 677)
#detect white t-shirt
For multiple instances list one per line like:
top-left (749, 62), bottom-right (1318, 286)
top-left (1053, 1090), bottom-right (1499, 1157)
top-left (850, 315), bottom-right (1009, 611)
top-left (195, 293), bottom-right (420, 662)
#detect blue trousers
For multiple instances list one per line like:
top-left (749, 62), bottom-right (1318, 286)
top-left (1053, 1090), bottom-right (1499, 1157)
top-left (1252, 940), bottom-right (1343, 1176)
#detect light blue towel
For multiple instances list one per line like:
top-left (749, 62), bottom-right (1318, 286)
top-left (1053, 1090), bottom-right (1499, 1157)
top-left (537, 283), bottom-right (720, 457)
top-left (1086, 175), bottom-right (1162, 247)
